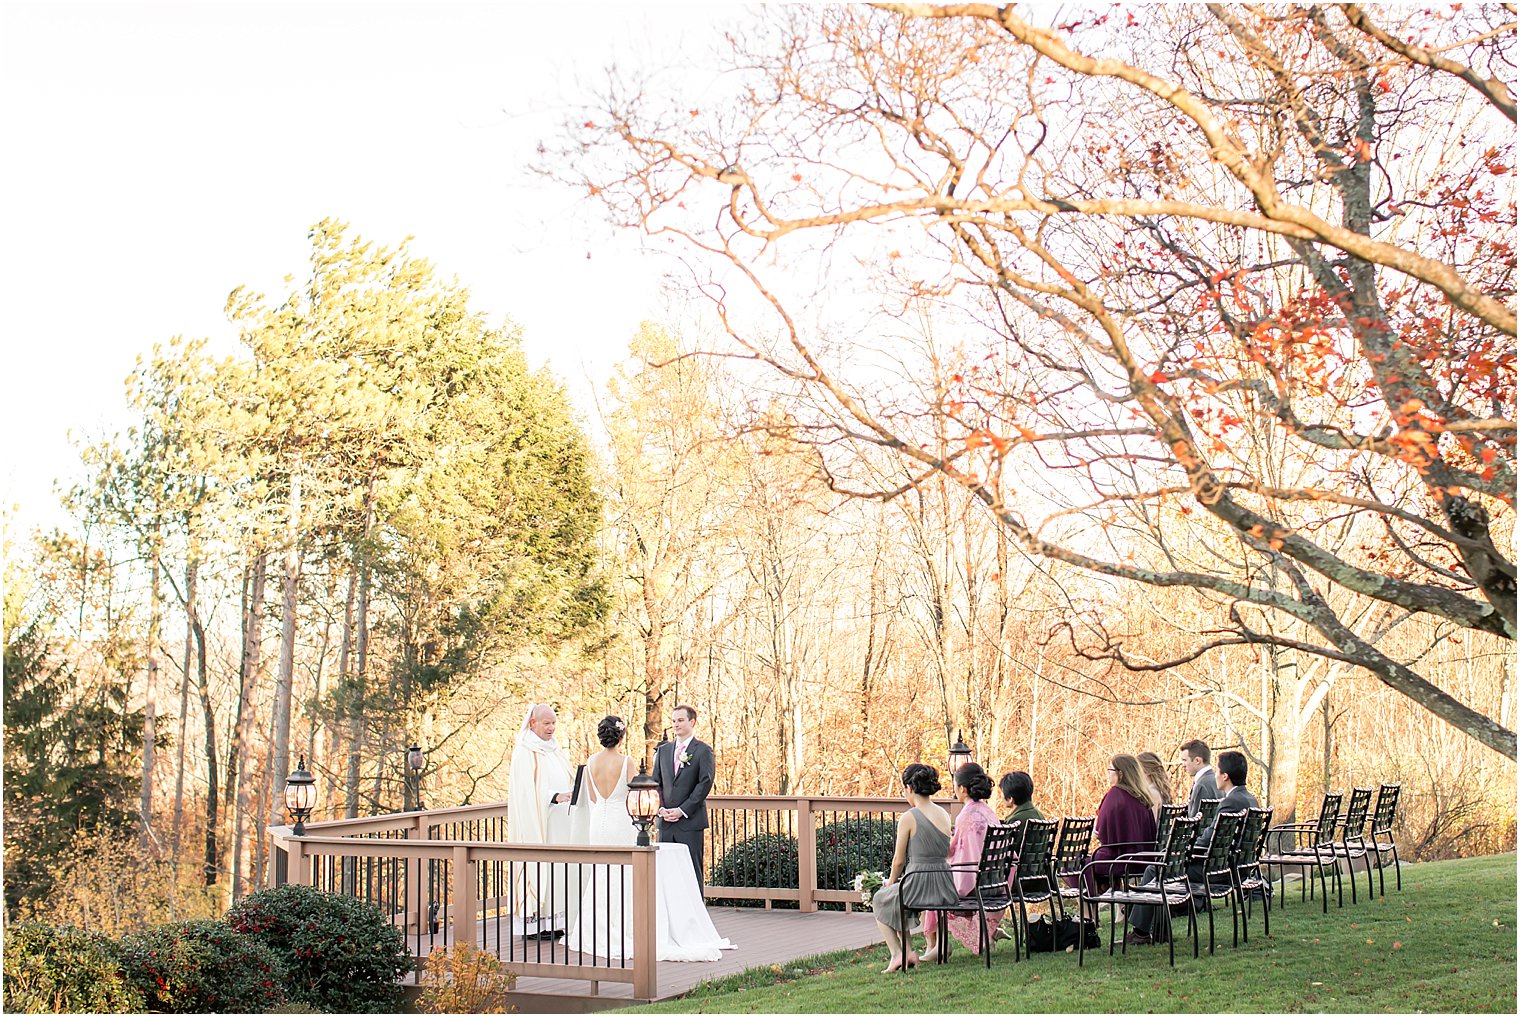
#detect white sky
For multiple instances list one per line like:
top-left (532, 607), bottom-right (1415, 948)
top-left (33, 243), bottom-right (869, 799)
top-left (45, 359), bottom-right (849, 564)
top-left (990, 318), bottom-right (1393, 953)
top-left (1, 0), bottom-right (735, 537)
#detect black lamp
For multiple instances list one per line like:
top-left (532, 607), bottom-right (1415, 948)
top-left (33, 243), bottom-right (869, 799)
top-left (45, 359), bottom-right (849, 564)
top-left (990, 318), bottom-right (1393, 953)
top-left (285, 755), bottom-right (317, 835)
top-left (948, 731), bottom-right (973, 778)
top-left (407, 744), bottom-right (425, 811)
top-left (626, 761), bottom-right (661, 847)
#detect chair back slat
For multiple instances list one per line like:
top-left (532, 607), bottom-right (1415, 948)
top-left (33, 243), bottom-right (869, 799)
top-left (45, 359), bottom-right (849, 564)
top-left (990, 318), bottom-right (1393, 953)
top-left (1232, 807), bottom-right (1272, 867)
top-left (1204, 812), bottom-right (1243, 876)
top-left (1155, 803), bottom-right (1188, 851)
top-left (1160, 817), bottom-right (1200, 879)
top-left (1052, 816), bottom-right (1095, 879)
top-left (1341, 787), bottom-right (1373, 837)
top-left (1196, 797), bottom-right (1223, 826)
top-left (973, 822), bottom-right (1021, 896)
top-left (1372, 783), bottom-right (1401, 836)
top-left (1011, 818), bottom-right (1058, 898)
top-left (1314, 792), bottom-right (1345, 846)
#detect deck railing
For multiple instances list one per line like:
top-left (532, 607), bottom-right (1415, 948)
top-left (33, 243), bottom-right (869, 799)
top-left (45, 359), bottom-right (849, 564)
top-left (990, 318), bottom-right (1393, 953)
top-left (268, 794), bottom-right (954, 998)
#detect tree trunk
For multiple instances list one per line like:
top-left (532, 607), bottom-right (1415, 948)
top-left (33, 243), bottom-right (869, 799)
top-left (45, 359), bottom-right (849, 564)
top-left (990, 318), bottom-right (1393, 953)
top-left (170, 553), bottom-right (197, 909)
top-left (346, 559), bottom-right (373, 819)
top-left (269, 469), bottom-right (303, 844)
top-left (192, 607), bottom-right (219, 885)
top-left (331, 568), bottom-right (356, 808)
top-left (230, 550), bottom-right (268, 899)
top-left (139, 528), bottom-right (162, 854)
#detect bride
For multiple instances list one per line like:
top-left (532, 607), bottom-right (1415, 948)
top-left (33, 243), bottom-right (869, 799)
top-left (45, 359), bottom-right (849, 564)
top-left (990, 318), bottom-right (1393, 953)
top-left (566, 715), bottom-right (639, 960)
top-left (565, 715), bottom-right (732, 962)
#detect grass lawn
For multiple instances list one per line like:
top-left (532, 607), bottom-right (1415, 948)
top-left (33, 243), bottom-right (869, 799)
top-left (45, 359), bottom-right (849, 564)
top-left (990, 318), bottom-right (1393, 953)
top-left (618, 852), bottom-right (1517, 1013)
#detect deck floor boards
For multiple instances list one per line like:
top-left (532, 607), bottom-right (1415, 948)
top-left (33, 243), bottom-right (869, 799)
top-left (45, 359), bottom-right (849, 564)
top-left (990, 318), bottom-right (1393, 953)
top-left (407, 907), bottom-right (881, 1011)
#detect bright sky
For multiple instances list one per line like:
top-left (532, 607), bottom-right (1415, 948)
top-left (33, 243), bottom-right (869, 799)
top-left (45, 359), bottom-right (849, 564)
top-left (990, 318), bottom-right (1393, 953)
top-left (1, 0), bottom-right (733, 537)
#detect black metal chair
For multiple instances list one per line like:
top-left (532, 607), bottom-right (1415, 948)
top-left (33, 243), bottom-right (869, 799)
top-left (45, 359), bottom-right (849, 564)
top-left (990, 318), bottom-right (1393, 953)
top-left (923, 822), bottom-right (1021, 968)
top-left (1078, 817), bottom-right (1200, 967)
top-left (1230, 806), bottom-right (1273, 942)
top-left (1330, 787), bottom-right (1374, 904)
top-left (1050, 816), bottom-right (1095, 920)
top-left (1191, 811), bottom-right (1245, 953)
top-left (1370, 783), bottom-right (1402, 895)
top-left (1006, 818), bottom-right (1059, 960)
top-left (1195, 797), bottom-right (1223, 826)
top-left (1262, 791), bottom-right (1344, 912)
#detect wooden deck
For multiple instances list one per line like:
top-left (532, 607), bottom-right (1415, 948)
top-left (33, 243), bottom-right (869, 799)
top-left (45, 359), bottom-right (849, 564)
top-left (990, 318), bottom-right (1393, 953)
top-left (404, 906), bottom-right (881, 1012)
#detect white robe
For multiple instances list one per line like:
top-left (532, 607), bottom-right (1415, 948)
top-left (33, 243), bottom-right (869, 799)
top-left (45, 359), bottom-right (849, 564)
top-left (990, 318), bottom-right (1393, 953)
top-left (507, 727), bottom-right (577, 931)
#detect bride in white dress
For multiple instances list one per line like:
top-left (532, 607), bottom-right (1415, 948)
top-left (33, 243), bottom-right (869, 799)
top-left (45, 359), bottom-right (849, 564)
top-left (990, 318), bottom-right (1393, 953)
top-left (565, 716), bottom-right (635, 959)
top-left (565, 716), bottom-right (733, 963)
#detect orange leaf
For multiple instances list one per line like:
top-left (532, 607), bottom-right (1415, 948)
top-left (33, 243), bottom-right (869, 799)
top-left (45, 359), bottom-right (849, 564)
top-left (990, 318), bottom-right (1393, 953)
top-left (1149, 370), bottom-right (1169, 384)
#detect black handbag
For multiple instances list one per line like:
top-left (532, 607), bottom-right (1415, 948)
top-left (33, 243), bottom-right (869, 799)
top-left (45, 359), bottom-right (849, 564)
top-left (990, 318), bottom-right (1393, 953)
top-left (1026, 915), bottom-right (1101, 952)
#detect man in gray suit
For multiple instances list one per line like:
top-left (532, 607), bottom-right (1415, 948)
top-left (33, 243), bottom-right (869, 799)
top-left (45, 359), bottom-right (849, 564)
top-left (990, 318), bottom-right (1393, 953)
top-left (1180, 739), bottom-right (1219, 816)
top-left (655, 704), bottom-right (715, 891)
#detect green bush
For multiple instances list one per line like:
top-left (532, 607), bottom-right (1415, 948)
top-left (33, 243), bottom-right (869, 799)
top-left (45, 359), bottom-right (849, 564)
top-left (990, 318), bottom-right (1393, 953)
top-left (119, 919), bottom-right (285, 1013)
top-left (226, 883), bottom-right (412, 1013)
top-left (710, 832), bottom-right (799, 907)
top-left (1, 921), bottom-right (146, 1014)
top-left (710, 818), bottom-right (900, 910)
top-left (815, 816), bottom-right (898, 890)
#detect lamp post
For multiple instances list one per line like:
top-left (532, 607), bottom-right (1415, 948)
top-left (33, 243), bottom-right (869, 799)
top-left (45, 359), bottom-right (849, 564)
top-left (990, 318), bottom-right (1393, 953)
top-left (626, 760), bottom-right (661, 847)
top-left (948, 731), bottom-right (972, 778)
top-left (407, 744), bottom-right (425, 811)
top-left (285, 755), bottom-right (317, 836)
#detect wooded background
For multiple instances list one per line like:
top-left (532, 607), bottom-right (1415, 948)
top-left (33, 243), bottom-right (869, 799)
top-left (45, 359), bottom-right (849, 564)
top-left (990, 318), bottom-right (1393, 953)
top-left (4, 3), bottom-right (1514, 931)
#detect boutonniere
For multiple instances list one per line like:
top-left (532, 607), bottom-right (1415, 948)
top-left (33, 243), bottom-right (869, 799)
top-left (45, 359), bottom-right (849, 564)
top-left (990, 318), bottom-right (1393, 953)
top-left (680, 750), bottom-right (693, 767)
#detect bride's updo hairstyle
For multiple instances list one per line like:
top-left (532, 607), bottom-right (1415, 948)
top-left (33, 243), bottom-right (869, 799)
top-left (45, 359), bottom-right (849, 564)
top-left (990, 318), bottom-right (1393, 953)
top-left (901, 762), bottom-right (942, 797)
top-left (954, 762), bottom-right (994, 801)
top-left (597, 715), bottom-right (627, 749)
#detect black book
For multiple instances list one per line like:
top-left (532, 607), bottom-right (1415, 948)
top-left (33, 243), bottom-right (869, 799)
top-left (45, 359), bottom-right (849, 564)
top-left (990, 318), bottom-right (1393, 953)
top-left (570, 764), bottom-right (586, 806)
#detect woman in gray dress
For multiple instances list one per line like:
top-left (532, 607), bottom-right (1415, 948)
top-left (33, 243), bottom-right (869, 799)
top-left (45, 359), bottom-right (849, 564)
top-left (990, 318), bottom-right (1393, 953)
top-left (870, 763), bottom-right (959, 973)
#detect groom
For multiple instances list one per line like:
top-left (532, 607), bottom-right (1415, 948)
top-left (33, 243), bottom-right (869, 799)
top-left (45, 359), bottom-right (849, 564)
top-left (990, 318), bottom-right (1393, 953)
top-left (655, 704), bottom-right (715, 892)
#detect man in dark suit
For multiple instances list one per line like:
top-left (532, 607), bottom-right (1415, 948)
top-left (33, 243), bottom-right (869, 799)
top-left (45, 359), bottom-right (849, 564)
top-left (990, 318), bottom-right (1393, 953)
top-left (655, 703), bottom-right (715, 891)
top-left (1128, 750), bottom-right (1259, 943)
top-left (1179, 738), bottom-right (1219, 816)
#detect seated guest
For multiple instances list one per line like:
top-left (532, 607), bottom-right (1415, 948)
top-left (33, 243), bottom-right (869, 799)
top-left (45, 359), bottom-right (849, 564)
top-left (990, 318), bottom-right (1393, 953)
top-left (1081, 754), bottom-right (1158, 913)
top-left (999, 771), bottom-right (1044, 826)
top-left (1138, 751), bottom-right (1175, 816)
top-left (1128, 750), bottom-right (1260, 943)
top-left (1179, 738), bottom-right (1218, 816)
top-left (923, 763), bottom-right (1002, 961)
top-left (870, 764), bottom-right (959, 973)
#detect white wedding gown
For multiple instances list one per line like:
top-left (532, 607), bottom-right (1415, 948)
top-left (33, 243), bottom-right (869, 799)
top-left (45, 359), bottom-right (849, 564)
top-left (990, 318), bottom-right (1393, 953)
top-left (565, 757), bottom-right (734, 963)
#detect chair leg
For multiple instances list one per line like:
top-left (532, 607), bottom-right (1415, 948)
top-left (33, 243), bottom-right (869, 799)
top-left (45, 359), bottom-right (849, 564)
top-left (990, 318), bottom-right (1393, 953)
top-left (1167, 899), bottom-right (1179, 966)
top-left (1262, 877), bottom-right (1271, 937)
top-left (1393, 843), bottom-right (1402, 891)
top-left (1205, 894), bottom-right (1215, 955)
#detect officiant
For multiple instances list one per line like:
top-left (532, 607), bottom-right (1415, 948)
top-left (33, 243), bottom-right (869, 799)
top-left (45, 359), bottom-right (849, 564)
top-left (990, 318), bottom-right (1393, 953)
top-left (507, 703), bottom-right (577, 937)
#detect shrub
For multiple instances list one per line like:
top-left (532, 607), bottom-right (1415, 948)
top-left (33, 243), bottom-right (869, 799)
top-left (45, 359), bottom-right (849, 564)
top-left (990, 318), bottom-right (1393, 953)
top-left (119, 919), bottom-right (285, 1013)
top-left (13, 827), bottom-right (222, 937)
top-left (2, 921), bottom-right (146, 1014)
top-left (226, 883), bottom-right (412, 1013)
top-left (815, 817), bottom-right (898, 891)
top-left (416, 943), bottom-right (517, 1014)
top-left (710, 832), bottom-right (799, 908)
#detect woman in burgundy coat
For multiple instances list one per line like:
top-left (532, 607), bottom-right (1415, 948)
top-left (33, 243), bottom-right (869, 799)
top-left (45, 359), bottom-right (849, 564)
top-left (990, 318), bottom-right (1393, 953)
top-left (1085, 754), bottom-right (1159, 897)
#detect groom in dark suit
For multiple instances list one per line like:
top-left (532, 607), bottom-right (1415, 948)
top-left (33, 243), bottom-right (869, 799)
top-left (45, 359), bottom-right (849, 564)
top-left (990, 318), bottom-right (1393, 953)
top-left (655, 704), bottom-right (715, 891)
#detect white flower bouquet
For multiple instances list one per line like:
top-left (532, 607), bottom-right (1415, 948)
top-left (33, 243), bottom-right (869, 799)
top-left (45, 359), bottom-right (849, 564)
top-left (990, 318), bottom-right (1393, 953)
top-left (852, 869), bottom-right (886, 909)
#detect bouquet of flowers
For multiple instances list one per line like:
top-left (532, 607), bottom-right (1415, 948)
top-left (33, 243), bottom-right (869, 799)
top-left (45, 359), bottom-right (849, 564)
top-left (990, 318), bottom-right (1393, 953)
top-left (852, 869), bottom-right (886, 910)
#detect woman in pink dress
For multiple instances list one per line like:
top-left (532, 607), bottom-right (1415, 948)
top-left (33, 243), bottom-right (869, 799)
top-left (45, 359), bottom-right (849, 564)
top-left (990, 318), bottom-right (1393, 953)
top-left (922, 763), bottom-right (1003, 961)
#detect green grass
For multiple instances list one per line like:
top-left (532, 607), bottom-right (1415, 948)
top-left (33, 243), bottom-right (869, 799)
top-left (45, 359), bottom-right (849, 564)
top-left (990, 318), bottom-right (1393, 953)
top-left (618, 852), bottom-right (1517, 1013)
